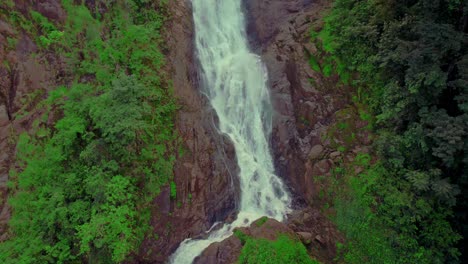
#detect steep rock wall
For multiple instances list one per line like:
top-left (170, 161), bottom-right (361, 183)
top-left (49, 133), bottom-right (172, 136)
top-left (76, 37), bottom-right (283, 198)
top-left (138, 1), bottom-right (240, 262)
top-left (245, 0), bottom-right (346, 206)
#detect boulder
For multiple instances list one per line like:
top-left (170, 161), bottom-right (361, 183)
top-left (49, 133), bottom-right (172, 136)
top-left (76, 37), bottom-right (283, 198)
top-left (0, 20), bottom-right (14, 36)
top-left (297, 231), bottom-right (313, 244)
top-left (309, 144), bottom-right (324, 160)
top-left (36, 0), bottom-right (66, 22)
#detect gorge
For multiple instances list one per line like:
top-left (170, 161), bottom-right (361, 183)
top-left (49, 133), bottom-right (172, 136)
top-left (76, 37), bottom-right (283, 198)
top-left (0, 0), bottom-right (466, 263)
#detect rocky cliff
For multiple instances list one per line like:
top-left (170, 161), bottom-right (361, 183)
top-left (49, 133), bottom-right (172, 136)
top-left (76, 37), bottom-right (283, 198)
top-left (246, 0), bottom-right (341, 207)
top-left (1, 0), bottom-right (353, 263)
top-left (247, 0), bottom-right (345, 260)
top-left (196, 0), bottom-right (354, 262)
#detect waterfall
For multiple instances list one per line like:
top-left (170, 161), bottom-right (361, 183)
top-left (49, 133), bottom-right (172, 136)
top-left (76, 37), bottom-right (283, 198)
top-left (170, 1), bottom-right (291, 263)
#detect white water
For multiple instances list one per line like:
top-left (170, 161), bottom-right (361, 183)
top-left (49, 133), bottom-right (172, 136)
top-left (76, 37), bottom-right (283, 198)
top-left (170, 1), bottom-right (291, 263)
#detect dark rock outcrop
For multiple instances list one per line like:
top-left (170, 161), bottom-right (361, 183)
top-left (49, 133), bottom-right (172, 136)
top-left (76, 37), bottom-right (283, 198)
top-left (287, 207), bottom-right (344, 262)
top-left (245, 0), bottom-right (348, 206)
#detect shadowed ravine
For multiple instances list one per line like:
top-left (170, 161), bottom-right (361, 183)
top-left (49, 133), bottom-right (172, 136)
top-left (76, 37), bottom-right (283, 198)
top-left (169, 0), bottom-right (291, 263)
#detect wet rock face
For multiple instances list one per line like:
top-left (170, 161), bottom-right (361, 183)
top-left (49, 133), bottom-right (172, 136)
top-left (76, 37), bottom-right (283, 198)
top-left (138, 0), bottom-right (240, 262)
top-left (244, 0), bottom-right (345, 205)
top-left (244, 0), bottom-right (315, 50)
top-left (240, 1), bottom-right (349, 262)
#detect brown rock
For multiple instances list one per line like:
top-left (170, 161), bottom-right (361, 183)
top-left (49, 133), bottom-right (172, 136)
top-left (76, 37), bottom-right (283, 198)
top-left (36, 0), bottom-right (66, 22)
top-left (288, 208), bottom-right (344, 264)
top-left (244, 0), bottom-right (345, 207)
top-left (0, 20), bottom-right (14, 36)
top-left (309, 144), bottom-right (324, 160)
top-left (330, 151), bottom-right (341, 159)
top-left (194, 236), bottom-right (242, 264)
top-left (297, 231), bottom-right (313, 244)
top-left (0, 105), bottom-right (8, 126)
top-left (196, 211), bottom-right (344, 264)
top-left (354, 166), bottom-right (364, 175)
top-left (314, 159), bottom-right (331, 174)
top-left (315, 234), bottom-right (325, 245)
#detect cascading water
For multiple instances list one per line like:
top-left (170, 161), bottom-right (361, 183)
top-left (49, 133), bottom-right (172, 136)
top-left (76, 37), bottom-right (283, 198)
top-left (170, 0), bottom-right (291, 263)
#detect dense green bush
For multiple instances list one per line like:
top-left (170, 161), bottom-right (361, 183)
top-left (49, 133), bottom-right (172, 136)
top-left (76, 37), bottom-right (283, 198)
top-left (30, 10), bottom-right (64, 47)
top-left (0, 1), bottom-right (176, 263)
top-left (237, 233), bottom-right (319, 264)
top-left (312, 0), bottom-right (468, 263)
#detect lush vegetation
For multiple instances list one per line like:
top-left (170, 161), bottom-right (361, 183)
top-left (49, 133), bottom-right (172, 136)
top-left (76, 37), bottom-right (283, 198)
top-left (310, 0), bottom-right (468, 263)
top-left (235, 231), bottom-right (319, 264)
top-left (0, 0), bottom-right (176, 263)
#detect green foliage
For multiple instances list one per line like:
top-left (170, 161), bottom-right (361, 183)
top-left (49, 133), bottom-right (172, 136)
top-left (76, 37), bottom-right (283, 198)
top-left (237, 234), bottom-right (319, 264)
top-left (0, 1), bottom-right (176, 263)
top-left (6, 37), bottom-right (17, 50)
top-left (30, 11), bottom-right (55, 32)
top-left (170, 181), bottom-right (177, 199)
top-left (30, 10), bottom-right (63, 48)
top-left (3, 0), bottom-right (14, 8)
top-left (330, 156), bottom-right (462, 263)
top-left (255, 217), bottom-right (268, 227)
top-left (308, 54), bottom-right (321, 72)
top-left (2, 10), bottom-right (33, 33)
top-left (234, 230), bottom-right (248, 244)
top-left (38, 30), bottom-right (64, 47)
top-left (317, 0), bottom-right (468, 261)
top-left (322, 63), bottom-right (333, 77)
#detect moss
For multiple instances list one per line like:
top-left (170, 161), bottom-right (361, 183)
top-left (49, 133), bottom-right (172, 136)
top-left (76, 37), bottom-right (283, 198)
top-left (170, 181), bottom-right (177, 199)
top-left (308, 54), bottom-right (321, 72)
top-left (234, 230), bottom-right (249, 244)
top-left (6, 37), bottom-right (17, 50)
top-left (322, 63), bottom-right (333, 77)
top-left (237, 234), bottom-right (320, 264)
top-left (255, 216), bottom-right (269, 227)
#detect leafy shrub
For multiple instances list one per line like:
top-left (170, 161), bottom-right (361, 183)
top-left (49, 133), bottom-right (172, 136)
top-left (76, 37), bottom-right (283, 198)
top-left (315, 0), bottom-right (467, 262)
top-left (0, 1), bottom-right (176, 263)
top-left (237, 234), bottom-right (319, 264)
